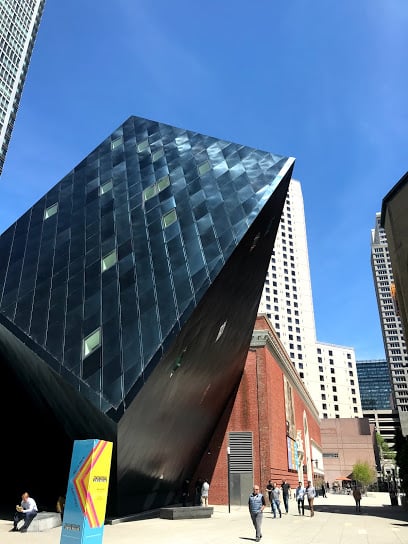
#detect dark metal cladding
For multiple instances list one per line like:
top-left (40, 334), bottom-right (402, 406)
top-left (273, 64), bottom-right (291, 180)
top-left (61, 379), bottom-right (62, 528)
top-left (0, 115), bottom-right (294, 514)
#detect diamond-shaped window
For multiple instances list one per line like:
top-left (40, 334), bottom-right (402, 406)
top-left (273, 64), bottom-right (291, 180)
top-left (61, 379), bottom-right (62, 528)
top-left (111, 136), bottom-right (123, 150)
top-left (44, 203), bottom-right (58, 220)
top-left (143, 185), bottom-right (158, 201)
top-left (137, 139), bottom-right (149, 152)
top-left (99, 179), bottom-right (113, 195)
top-left (198, 161), bottom-right (211, 176)
top-left (83, 328), bottom-right (101, 358)
top-left (157, 175), bottom-right (170, 192)
top-left (152, 149), bottom-right (164, 162)
top-left (162, 209), bottom-right (177, 228)
top-left (101, 249), bottom-right (117, 272)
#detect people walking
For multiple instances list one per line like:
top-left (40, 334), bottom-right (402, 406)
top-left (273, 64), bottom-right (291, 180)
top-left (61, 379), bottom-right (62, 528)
top-left (271, 482), bottom-right (282, 518)
top-left (295, 481), bottom-right (305, 515)
top-left (248, 485), bottom-right (265, 543)
top-left (305, 481), bottom-right (316, 517)
top-left (353, 487), bottom-right (362, 513)
top-left (281, 480), bottom-right (291, 513)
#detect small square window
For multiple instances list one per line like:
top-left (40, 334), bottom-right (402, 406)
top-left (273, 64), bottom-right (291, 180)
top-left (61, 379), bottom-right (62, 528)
top-left (162, 209), bottom-right (177, 228)
top-left (111, 136), bottom-right (123, 150)
top-left (44, 203), bottom-right (58, 219)
top-left (137, 139), bottom-right (149, 152)
top-left (102, 249), bottom-right (117, 272)
top-left (143, 185), bottom-right (158, 201)
top-left (198, 161), bottom-right (211, 176)
top-left (152, 149), bottom-right (164, 162)
top-left (157, 175), bottom-right (170, 192)
top-left (83, 328), bottom-right (101, 358)
top-left (99, 179), bottom-right (113, 195)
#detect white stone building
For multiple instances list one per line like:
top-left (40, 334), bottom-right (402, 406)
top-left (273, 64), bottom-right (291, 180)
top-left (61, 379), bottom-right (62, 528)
top-left (258, 179), bottom-right (362, 418)
top-left (0, 0), bottom-right (45, 174)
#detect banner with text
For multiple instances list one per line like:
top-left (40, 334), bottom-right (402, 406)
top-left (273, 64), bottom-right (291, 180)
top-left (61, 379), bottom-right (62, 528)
top-left (60, 439), bottom-right (113, 544)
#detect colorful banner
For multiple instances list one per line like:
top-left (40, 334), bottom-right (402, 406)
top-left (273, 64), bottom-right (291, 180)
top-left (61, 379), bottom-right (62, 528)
top-left (60, 439), bottom-right (113, 544)
top-left (287, 437), bottom-right (299, 470)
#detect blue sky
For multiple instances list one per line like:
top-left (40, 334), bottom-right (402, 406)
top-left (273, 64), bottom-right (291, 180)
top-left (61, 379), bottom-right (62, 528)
top-left (1, 0), bottom-right (407, 360)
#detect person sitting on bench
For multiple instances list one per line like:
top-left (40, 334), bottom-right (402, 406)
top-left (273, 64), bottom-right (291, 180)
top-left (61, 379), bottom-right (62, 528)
top-left (12, 491), bottom-right (38, 532)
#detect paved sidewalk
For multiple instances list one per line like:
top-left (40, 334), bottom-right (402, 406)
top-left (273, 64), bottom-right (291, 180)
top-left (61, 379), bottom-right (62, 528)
top-left (1, 492), bottom-right (407, 543)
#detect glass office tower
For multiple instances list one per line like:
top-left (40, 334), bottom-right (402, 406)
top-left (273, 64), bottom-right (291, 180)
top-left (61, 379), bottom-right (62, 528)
top-left (0, 0), bottom-right (46, 174)
top-left (356, 359), bottom-right (393, 410)
top-left (0, 115), bottom-right (294, 514)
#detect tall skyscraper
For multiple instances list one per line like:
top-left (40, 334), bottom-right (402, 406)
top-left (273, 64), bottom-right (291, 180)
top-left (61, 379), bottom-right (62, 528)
top-left (0, 115), bottom-right (294, 514)
top-left (258, 180), bottom-right (362, 418)
top-left (381, 172), bottom-right (408, 358)
top-left (0, 0), bottom-right (46, 175)
top-left (258, 180), bottom-right (317, 377)
top-left (371, 211), bottom-right (408, 434)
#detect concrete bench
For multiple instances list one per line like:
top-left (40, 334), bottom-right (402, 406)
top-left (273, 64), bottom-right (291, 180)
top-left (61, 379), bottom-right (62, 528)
top-left (25, 512), bottom-right (62, 532)
top-left (159, 506), bottom-right (214, 520)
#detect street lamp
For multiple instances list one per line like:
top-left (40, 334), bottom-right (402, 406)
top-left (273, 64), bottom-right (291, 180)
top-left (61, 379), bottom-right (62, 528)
top-left (227, 446), bottom-right (231, 513)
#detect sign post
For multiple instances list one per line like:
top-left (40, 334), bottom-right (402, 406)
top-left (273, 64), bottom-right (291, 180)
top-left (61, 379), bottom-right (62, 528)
top-left (60, 439), bottom-right (113, 544)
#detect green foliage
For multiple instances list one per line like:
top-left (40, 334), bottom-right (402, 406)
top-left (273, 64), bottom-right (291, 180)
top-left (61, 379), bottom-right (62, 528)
top-left (352, 461), bottom-right (377, 486)
top-left (376, 432), bottom-right (390, 453)
top-left (395, 429), bottom-right (408, 493)
top-left (376, 432), bottom-right (396, 461)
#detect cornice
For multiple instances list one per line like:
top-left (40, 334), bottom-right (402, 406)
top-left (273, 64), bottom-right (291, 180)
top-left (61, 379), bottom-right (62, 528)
top-left (251, 327), bottom-right (320, 422)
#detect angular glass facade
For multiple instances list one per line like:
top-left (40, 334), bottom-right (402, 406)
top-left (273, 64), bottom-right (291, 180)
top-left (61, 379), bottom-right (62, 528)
top-left (0, 115), bottom-right (294, 513)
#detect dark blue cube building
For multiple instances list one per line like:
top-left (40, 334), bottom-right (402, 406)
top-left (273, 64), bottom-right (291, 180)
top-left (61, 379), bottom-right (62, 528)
top-left (0, 116), bottom-right (294, 514)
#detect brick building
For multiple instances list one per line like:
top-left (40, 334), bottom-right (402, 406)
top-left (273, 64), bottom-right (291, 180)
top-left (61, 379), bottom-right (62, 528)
top-left (192, 315), bottom-right (322, 505)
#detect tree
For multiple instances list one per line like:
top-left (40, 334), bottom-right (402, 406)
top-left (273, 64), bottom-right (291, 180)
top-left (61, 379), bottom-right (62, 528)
top-left (352, 461), bottom-right (377, 489)
top-left (376, 432), bottom-right (395, 461)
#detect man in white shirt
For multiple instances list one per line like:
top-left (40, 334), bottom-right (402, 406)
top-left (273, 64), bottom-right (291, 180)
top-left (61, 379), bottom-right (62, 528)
top-left (12, 492), bottom-right (38, 532)
top-left (305, 481), bottom-right (316, 517)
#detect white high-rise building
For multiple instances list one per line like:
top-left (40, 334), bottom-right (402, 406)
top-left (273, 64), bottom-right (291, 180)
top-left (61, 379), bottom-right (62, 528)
top-left (315, 341), bottom-right (362, 419)
top-left (258, 179), bottom-right (362, 418)
top-left (0, 0), bottom-right (46, 175)
top-left (371, 211), bottom-right (408, 434)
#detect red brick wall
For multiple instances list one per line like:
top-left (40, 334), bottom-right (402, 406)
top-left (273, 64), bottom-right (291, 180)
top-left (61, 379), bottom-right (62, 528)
top-left (192, 316), bottom-right (321, 504)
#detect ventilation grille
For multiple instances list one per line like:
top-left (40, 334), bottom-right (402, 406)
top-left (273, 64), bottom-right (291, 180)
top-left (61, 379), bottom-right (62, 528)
top-left (229, 432), bottom-right (253, 474)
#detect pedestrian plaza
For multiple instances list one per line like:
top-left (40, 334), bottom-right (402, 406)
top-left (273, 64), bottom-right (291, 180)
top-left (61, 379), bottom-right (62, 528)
top-left (0, 492), bottom-right (407, 544)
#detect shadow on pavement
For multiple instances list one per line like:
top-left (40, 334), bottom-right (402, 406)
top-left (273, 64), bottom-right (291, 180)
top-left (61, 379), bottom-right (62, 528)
top-left (311, 503), bottom-right (408, 523)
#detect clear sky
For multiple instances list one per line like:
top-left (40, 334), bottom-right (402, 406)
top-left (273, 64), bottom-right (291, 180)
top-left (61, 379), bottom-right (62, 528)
top-left (1, 0), bottom-right (407, 361)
